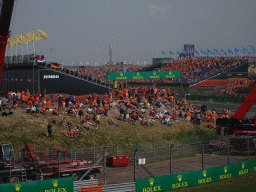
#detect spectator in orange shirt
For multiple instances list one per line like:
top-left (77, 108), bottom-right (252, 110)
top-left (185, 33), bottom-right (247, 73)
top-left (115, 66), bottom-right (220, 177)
top-left (119, 90), bottom-right (124, 100)
top-left (52, 107), bottom-right (59, 115)
top-left (207, 122), bottom-right (214, 129)
top-left (41, 105), bottom-right (45, 115)
top-left (45, 99), bottom-right (51, 116)
top-left (24, 94), bottom-right (29, 108)
top-left (107, 96), bottom-right (111, 109)
top-left (109, 117), bottom-right (118, 126)
top-left (27, 99), bottom-right (32, 115)
top-left (186, 110), bottom-right (191, 121)
top-left (123, 88), bottom-right (128, 98)
top-left (104, 103), bottom-right (109, 117)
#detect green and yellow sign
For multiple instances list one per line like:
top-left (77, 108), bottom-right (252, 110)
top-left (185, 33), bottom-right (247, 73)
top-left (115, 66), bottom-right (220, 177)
top-left (107, 71), bottom-right (181, 80)
top-left (0, 177), bottom-right (73, 192)
top-left (136, 158), bottom-right (256, 192)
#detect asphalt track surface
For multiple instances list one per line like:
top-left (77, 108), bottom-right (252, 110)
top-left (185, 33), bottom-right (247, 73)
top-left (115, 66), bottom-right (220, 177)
top-left (97, 151), bottom-right (251, 184)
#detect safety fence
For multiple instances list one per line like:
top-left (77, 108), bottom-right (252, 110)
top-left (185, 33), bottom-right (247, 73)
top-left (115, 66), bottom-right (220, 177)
top-left (137, 136), bottom-right (253, 177)
top-left (1, 134), bottom-right (256, 191)
top-left (4, 135), bottom-right (236, 183)
top-left (136, 154), bottom-right (256, 192)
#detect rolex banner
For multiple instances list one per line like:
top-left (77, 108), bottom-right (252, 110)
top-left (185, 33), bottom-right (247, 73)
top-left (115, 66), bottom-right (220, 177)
top-left (107, 70), bottom-right (181, 80)
top-left (0, 177), bottom-right (73, 192)
top-left (136, 158), bottom-right (256, 192)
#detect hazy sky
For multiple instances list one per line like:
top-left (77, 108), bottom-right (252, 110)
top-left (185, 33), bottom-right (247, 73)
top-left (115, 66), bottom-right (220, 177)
top-left (7, 0), bottom-right (256, 66)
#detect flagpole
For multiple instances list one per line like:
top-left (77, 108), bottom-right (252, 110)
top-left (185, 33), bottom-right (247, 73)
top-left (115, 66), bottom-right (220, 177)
top-left (26, 33), bottom-right (29, 54)
top-left (5, 41), bottom-right (8, 57)
top-left (21, 34), bottom-right (23, 64)
top-left (16, 35), bottom-right (17, 59)
top-left (11, 44), bottom-right (12, 64)
top-left (33, 30), bottom-right (36, 55)
top-left (33, 30), bottom-right (35, 96)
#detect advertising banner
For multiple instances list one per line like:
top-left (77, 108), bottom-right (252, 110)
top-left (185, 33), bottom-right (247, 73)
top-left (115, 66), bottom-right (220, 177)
top-left (136, 158), bottom-right (256, 192)
top-left (107, 71), bottom-right (181, 81)
top-left (0, 177), bottom-right (73, 192)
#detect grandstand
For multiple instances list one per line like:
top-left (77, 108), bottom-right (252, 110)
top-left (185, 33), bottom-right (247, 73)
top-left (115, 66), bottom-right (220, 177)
top-left (1, 55), bottom-right (111, 95)
top-left (1, 54), bottom-right (253, 95)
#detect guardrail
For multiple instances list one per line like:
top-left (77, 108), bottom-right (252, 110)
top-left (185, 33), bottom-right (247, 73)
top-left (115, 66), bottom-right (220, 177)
top-left (102, 182), bottom-right (136, 192)
top-left (74, 180), bottom-right (98, 192)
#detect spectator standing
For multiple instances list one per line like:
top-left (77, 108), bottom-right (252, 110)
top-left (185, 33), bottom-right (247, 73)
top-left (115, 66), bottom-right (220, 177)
top-left (119, 106), bottom-right (124, 121)
top-left (8, 94), bottom-right (13, 109)
top-left (104, 103), bottom-right (109, 117)
top-left (29, 99), bottom-right (33, 115)
top-left (50, 94), bottom-right (54, 105)
top-left (95, 114), bottom-right (101, 129)
top-left (72, 95), bottom-right (76, 105)
top-left (58, 95), bottom-right (63, 111)
top-left (45, 99), bottom-right (51, 116)
top-left (196, 113), bottom-right (201, 125)
top-left (36, 102), bottom-right (41, 117)
top-left (65, 97), bottom-right (69, 108)
top-left (17, 91), bottom-right (21, 106)
top-left (47, 122), bottom-right (52, 139)
top-left (69, 95), bottom-right (73, 103)
top-left (38, 91), bottom-right (42, 101)
top-left (1, 96), bottom-right (6, 111)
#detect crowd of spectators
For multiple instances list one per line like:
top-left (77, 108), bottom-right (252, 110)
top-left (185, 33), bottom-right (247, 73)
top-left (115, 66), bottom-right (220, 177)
top-left (0, 87), bottom-right (236, 136)
top-left (215, 78), bottom-right (255, 97)
top-left (53, 56), bottom-right (249, 86)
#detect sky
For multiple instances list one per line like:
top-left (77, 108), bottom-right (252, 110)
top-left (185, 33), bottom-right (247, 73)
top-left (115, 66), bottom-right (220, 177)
top-left (6, 0), bottom-right (256, 66)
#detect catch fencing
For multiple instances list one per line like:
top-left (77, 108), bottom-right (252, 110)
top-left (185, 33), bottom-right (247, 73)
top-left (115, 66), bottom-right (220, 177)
top-left (2, 134), bottom-right (255, 186)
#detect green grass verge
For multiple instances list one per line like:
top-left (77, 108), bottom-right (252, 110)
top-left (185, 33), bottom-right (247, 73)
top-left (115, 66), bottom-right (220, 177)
top-left (0, 107), bottom-right (218, 152)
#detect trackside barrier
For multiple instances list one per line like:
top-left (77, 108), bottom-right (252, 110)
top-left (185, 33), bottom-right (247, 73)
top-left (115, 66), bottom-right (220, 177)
top-left (81, 185), bottom-right (102, 192)
top-left (74, 180), bottom-right (98, 192)
top-left (0, 177), bottom-right (73, 192)
top-left (136, 157), bottom-right (256, 192)
top-left (102, 182), bottom-right (136, 192)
